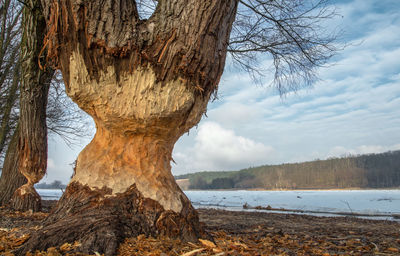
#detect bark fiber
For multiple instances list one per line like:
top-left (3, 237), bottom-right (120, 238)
top-left (0, 61), bottom-right (20, 156)
top-left (0, 126), bottom-right (26, 206)
top-left (11, 0), bottom-right (54, 212)
top-left (20, 0), bottom-right (239, 254)
top-left (17, 182), bottom-right (207, 256)
top-left (41, 0), bottom-right (238, 95)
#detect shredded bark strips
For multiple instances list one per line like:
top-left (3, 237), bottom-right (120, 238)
top-left (40, 0), bottom-right (238, 95)
top-left (22, 1), bottom-right (240, 255)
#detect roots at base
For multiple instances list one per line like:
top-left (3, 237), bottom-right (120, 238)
top-left (15, 182), bottom-right (207, 256)
top-left (10, 184), bottom-right (41, 212)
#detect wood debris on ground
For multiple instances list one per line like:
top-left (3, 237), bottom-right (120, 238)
top-left (1, 205), bottom-right (399, 255)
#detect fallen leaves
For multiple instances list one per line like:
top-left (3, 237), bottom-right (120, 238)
top-left (1, 206), bottom-right (400, 256)
top-left (1, 229), bottom-right (399, 256)
top-left (24, 246), bottom-right (98, 256)
top-left (116, 230), bottom-right (398, 256)
top-left (0, 230), bottom-right (30, 252)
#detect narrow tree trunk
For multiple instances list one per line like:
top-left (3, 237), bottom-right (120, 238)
top-left (0, 56), bottom-right (20, 156)
top-left (0, 125), bottom-right (26, 206)
top-left (19, 0), bottom-right (238, 254)
top-left (10, 0), bottom-right (54, 212)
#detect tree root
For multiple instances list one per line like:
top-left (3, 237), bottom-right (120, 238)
top-left (14, 182), bottom-right (206, 256)
top-left (10, 184), bottom-right (41, 212)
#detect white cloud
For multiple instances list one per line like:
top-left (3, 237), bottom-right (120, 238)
top-left (207, 102), bottom-right (261, 128)
top-left (47, 158), bottom-right (55, 169)
top-left (173, 122), bottom-right (275, 173)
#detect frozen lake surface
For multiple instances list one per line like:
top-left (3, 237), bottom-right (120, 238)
top-left (37, 189), bottom-right (400, 221)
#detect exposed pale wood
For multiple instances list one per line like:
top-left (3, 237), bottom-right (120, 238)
top-left (40, 0), bottom-right (238, 95)
top-left (21, 0), bottom-right (239, 254)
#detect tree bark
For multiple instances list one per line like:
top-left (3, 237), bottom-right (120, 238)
top-left (0, 0), bottom-right (21, 157)
top-left (0, 125), bottom-right (26, 206)
top-left (0, 58), bottom-right (19, 156)
top-left (10, 0), bottom-right (54, 212)
top-left (19, 0), bottom-right (238, 254)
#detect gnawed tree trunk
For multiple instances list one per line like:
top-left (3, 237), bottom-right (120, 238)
top-left (19, 0), bottom-right (238, 254)
top-left (9, 0), bottom-right (54, 212)
top-left (0, 125), bottom-right (26, 206)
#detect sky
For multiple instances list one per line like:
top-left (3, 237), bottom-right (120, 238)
top-left (45, 0), bottom-right (400, 184)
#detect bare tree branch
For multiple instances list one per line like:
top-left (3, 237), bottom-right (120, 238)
top-left (46, 71), bottom-right (92, 147)
top-left (229, 0), bottom-right (343, 93)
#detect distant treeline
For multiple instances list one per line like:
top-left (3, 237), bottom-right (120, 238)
top-left (176, 150), bottom-right (400, 190)
top-left (35, 180), bottom-right (67, 189)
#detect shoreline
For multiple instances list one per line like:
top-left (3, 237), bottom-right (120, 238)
top-left (41, 199), bottom-right (400, 222)
top-left (38, 190), bottom-right (400, 221)
top-left (36, 187), bottom-right (400, 191)
top-left (242, 204), bottom-right (400, 220)
top-left (184, 187), bottom-right (400, 191)
top-left (2, 202), bottom-right (400, 255)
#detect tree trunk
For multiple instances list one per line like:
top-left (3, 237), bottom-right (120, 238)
top-left (0, 125), bottom-right (26, 206)
top-left (0, 47), bottom-right (20, 157)
top-left (10, 0), bottom-right (54, 212)
top-left (19, 0), bottom-right (238, 254)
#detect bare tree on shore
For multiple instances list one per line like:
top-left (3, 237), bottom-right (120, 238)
top-left (12, 0), bottom-right (341, 254)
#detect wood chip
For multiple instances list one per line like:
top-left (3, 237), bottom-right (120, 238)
top-left (213, 253), bottom-right (225, 256)
top-left (199, 239), bottom-right (216, 248)
top-left (234, 241), bottom-right (248, 249)
top-left (387, 247), bottom-right (399, 252)
top-left (180, 248), bottom-right (206, 256)
top-left (59, 243), bottom-right (73, 252)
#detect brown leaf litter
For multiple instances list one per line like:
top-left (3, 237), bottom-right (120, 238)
top-left (1, 204), bottom-right (399, 255)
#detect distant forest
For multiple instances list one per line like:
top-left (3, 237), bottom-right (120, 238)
top-left (35, 180), bottom-right (67, 189)
top-left (176, 150), bottom-right (400, 190)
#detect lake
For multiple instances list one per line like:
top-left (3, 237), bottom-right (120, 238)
top-left (37, 189), bottom-right (400, 221)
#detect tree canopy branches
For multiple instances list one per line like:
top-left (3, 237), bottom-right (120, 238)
top-left (46, 71), bottom-right (92, 147)
top-left (229, 0), bottom-right (341, 93)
